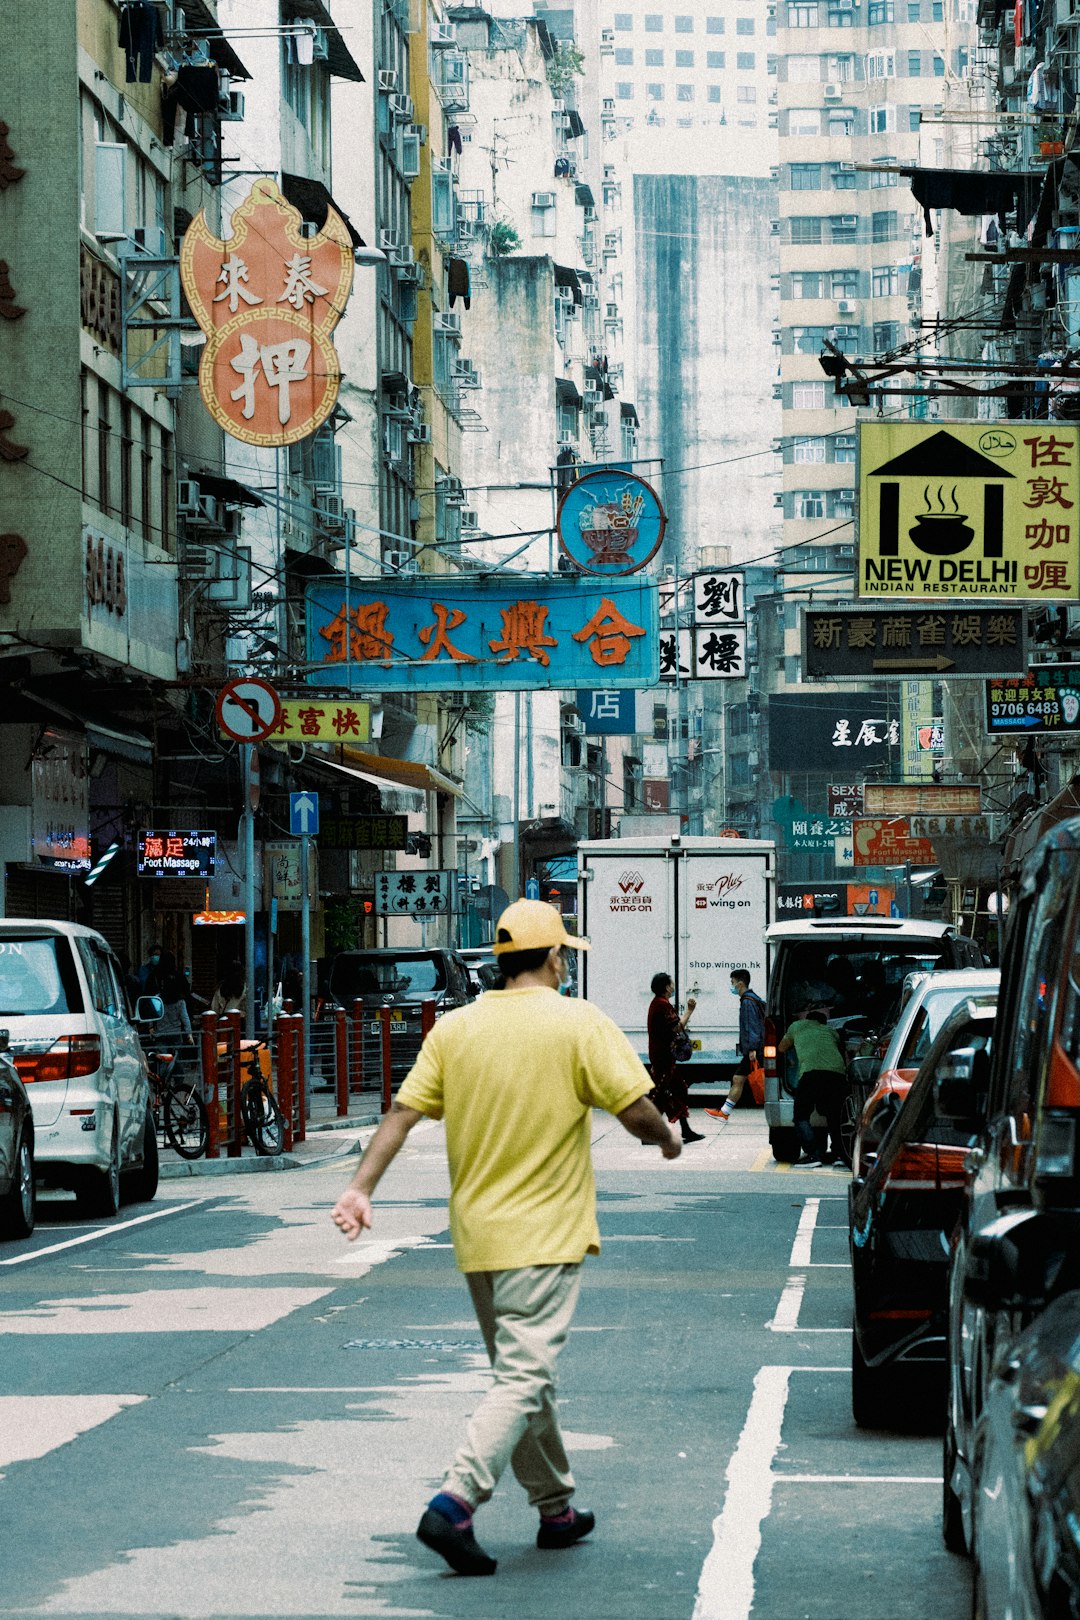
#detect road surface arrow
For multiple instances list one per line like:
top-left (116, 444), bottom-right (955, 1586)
top-left (871, 655), bottom-right (956, 673)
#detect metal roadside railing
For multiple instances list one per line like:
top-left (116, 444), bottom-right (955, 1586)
top-left (145, 998), bottom-right (439, 1161)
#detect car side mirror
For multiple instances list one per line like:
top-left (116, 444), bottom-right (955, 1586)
top-left (135, 995), bottom-right (164, 1024)
top-left (937, 1047), bottom-right (987, 1122)
top-left (851, 1054), bottom-right (880, 1088)
top-left (964, 1208), bottom-right (1080, 1312)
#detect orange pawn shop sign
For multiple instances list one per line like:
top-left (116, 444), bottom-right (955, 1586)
top-left (179, 178), bottom-right (354, 447)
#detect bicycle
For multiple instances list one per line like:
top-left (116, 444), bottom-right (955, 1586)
top-left (240, 1072), bottom-right (286, 1157)
top-left (147, 1048), bottom-right (209, 1160)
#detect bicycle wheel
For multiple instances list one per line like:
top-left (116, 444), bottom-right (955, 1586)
top-left (163, 1083), bottom-right (210, 1159)
top-left (242, 1079), bottom-right (285, 1157)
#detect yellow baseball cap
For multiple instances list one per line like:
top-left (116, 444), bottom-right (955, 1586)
top-left (492, 898), bottom-right (590, 955)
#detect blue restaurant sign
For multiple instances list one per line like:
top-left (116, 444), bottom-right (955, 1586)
top-left (305, 576), bottom-right (660, 691)
top-left (556, 469), bottom-right (666, 575)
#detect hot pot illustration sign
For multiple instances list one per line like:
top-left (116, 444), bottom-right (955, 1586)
top-left (179, 178), bottom-right (354, 447)
top-left (858, 423), bottom-right (1080, 601)
top-left (557, 470), bottom-right (666, 576)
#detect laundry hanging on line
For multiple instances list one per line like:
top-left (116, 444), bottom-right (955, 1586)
top-left (118, 1), bottom-right (163, 84)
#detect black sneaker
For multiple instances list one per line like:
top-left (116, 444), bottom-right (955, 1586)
top-left (792, 1154), bottom-right (823, 1168)
top-left (681, 1128), bottom-right (706, 1143)
top-left (417, 1507), bottom-right (497, 1576)
top-left (537, 1508), bottom-right (596, 1549)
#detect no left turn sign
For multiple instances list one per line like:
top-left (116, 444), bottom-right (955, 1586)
top-left (215, 676), bottom-right (283, 743)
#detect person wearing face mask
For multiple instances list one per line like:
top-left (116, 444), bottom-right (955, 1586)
top-left (706, 969), bottom-right (766, 1124)
top-left (331, 899), bottom-right (683, 1578)
top-left (136, 946), bottom-right (163, 992)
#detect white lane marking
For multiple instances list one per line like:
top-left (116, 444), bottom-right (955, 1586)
top-left (803, 1262), bottom-right (850, 1268)
top-left (693, 1364), bottom-right (792, 1620)
top-left (0, 1200), bottom-right (210, 1267)
top-left (779, 1473), bottom-right (941, 1484)
top-left (768, 1274), bottom-right (806, 1331)
top-left (789, 1198), bottom-right (820, 1267)
top-left (769, 1326), bottom-right (848, 1334)
top-left (0, 1395), bottom-right (147, 1476)
top-left (0, 1286), bottom-right (331, 1335)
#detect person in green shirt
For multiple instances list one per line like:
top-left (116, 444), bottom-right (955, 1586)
top-left (778, 1008), bottom-right (849, 1168)
top-left (331, 899), bottom-right (682, 1578)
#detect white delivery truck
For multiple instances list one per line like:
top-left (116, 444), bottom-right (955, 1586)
top-left (577, 835), bottom-right (776, 1072)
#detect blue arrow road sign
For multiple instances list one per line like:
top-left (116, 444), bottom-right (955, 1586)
top-left (289, 791), bottom-right (320, 837)
top-left (525, 877), bottom-right (540, 900)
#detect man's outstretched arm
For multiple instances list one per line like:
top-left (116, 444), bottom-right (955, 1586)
top-left (617, 1095), bottom-right (682, 1158)
top-left (332, 1101), bottom-right (425, 1239)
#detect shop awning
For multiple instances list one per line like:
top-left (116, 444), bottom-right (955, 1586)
top-left (303, 753), bottom-right (427, 807)
top-left (281, 172), bottom-right (364, 249)
top-left (340, 747), bottom-right (464, 797)
top-left (1001, 776), bottom-right (1080, 874)
top-left (280, 0), bottom-right (365, 80)
top-left (192, 469), bottom-right (264, 508)
top-left (564, 109), bottom-right (586, 139)
top-left (178, 0), bottom-right (252, 80)
top-left (575, 182), bottom-right (595, 209)
top-left (556, 377), bottom-right (583, 409)
top-left (554, 264), bottom-right (583, 303)
top-left (620, 401), bottom-right (640, 425)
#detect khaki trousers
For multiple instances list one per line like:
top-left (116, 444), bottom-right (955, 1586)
top-left (443, 1261), bottom-right (583, 1516)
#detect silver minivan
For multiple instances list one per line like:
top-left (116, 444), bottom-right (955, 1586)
top-left (0, 922), bottom-right (161, 1215)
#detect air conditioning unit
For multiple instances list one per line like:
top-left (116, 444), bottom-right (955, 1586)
top-left (435, 311), bottom-right (461, 333)
top-left (824, 82), bottom-right (843, 99)
top-left (390, 94), bottom-right (414, 122)
top-left (532, 190), bottom-right (557, 208)
top-left (837, 543), bottom-right (855, 558)
top-left (839, 160), bottom-right (856, 171)
top-left (177, 479), bottom-right (202, 517)
top-left (378, 68), bottom-right (398, 92)
top-left (409, 423), bottom-right (433, 443)
top-left (558, 427), bottom-right (577, 446)
top-left (563, 713), bottom-right (586, 736)
top-left (452, 358), bottom-right (480, 386)
top-left (839, 214), bottom-right (858, 227)
top-left (220, 506), bottom-right (243, 539)
top-left (602, 98), bottom-right (616, 116)
top-left (310, 26), bottom-right (329, 61)
top-left (460, 507), bottom-right (479, 529)
top-left (397, 261), bottom-right (424, 284)
top-left (456, 216), bottom-right (478, 239)
top-left (180, 543), bottom-right (217, 579)
top-left (378, 228), bottom-right (398, 251)
top-left (385, 549), bottom-right (418, 573)
top-left (198, 495), bottom-right (222, 527)
top-left (220, 90), bottom-right (245, 121)
top-left (837, 298), bottom-right (856, 313)
top-left (317, 493), bottom-right (347, 531)
top-left (390, 243), bottom-right (415, 267)
top-left (431, 21), bottom-right (457, 45)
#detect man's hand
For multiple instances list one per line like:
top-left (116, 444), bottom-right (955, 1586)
top-left (686, 997), bottom-right (697, 1014)
top-left (748, 1049), bottom-right (758, 1064)
top-left (332, 1188), bottom-right (373, 1241)
top-left (660, 1126), bottom-right (682, 1160)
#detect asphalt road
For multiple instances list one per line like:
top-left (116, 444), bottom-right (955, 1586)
top-left (0, 1112), bottom-right (971, 1619)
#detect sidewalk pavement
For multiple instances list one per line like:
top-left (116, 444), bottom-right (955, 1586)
top-left (159, 1085), bottom-right (383, 1179)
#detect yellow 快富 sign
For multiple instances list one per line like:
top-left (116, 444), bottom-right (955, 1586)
top-left (262, 698), bottom-right (371, 745)
top-left (858, 422), bottom-right (1080, 601)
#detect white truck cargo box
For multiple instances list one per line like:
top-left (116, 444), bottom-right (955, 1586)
top-left (577, 836), bottom-right (775, 1067)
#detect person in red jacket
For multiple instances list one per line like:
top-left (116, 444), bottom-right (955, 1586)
top-left (647, 972), bottom-right (703, 1143)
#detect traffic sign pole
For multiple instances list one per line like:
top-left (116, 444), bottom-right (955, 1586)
top-left (242, 746), bottom-right (256, 1040)
top-left (300, 830), bottom-right (311, 1100)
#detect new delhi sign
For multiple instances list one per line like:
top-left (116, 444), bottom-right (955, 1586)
top-left (180, 179), bottom-right (354, 447)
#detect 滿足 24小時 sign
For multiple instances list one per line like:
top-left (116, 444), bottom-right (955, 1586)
top-left (305, 577), bottom-right (659, 691)
top-left (557, 470), bottom-right (665, 575)
top-left (986, 666), bottom-right (1080, 735)
top-left (858, 423), bottom-right (1080, 601)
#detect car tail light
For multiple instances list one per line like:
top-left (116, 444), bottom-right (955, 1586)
top-left (14, 1036), bottom-right (102, 1083)
top-left (763, 1017), bottom-right (778, 1080)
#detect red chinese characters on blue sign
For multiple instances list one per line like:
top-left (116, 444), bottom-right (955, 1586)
top-left (305, 578), bottom-right (660, 691)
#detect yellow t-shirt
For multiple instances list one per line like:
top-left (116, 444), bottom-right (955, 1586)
top-left (396, 986), bottom-right (652, 1272)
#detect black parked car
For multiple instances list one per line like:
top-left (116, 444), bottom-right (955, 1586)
top-left (971, 1284), bottom-right (1080, 1620)
top-left (0, 1029), bottom-right (33, 1239)
top-left (849, 997), bottom-right (995, 1428)
top-left (944, 814), bottom-right (1080, 1557)
top-left (327, 949), bottom-right (473, 1086)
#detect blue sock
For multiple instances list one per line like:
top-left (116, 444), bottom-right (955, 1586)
top-left (430, 1490), bottom-right (472, 1526)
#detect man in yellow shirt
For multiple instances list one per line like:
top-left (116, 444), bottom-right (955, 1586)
top-left (332, 898), bottom-right (681, 1577)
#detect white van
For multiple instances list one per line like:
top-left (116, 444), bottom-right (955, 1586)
top-left (0, 922), bottom-right (161, 1215)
